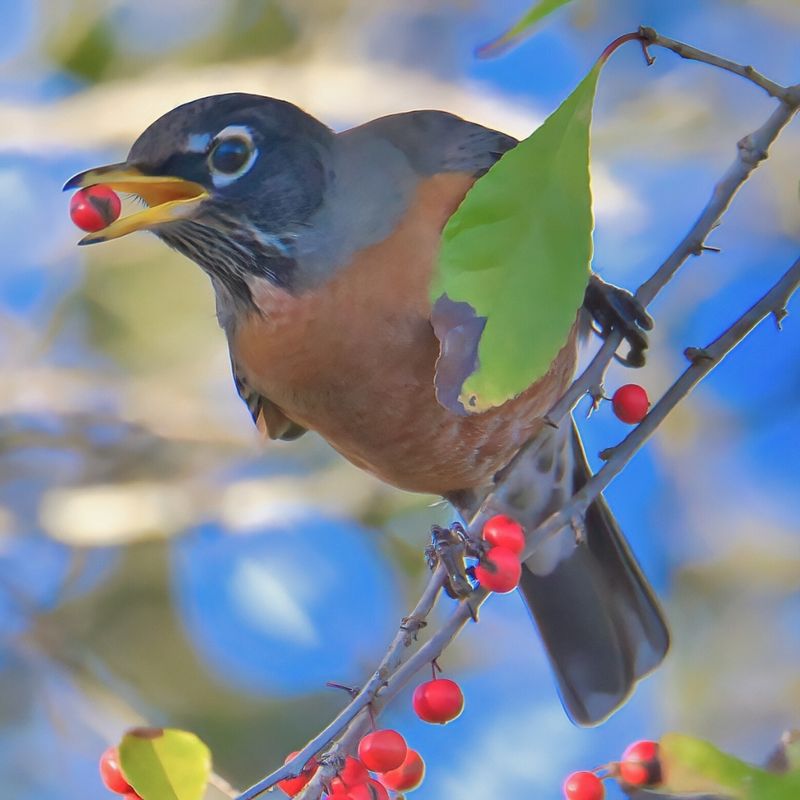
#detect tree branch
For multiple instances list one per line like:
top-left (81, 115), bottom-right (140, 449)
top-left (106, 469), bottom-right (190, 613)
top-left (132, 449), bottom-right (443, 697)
top-left (639, 26), bottom-right (795, 102)
top-left (235, 567), bottom-right (447, 800)
top-left (234, 29), bottom-right (800, 800)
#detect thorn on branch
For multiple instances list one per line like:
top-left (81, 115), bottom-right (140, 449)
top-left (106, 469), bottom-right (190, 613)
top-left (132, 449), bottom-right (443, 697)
top-left (326, 682), bottom-right (359, 699)
top-left (598, 446), bottom-right (616, 461)
top-left (773, 307), bottom-right (788, 330)
top-left (693, 242), bottom-right (722, 255)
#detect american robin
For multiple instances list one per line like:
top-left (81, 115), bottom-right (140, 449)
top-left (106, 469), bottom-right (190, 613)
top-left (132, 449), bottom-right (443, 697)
top-left (65, 93), bottom-right (669, 725)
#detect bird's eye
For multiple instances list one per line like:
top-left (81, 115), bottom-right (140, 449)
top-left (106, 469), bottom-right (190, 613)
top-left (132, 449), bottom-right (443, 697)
top-left (209, 137), bottom-right (251, 174)
top-left (208, 125), bottom-right (258, 186)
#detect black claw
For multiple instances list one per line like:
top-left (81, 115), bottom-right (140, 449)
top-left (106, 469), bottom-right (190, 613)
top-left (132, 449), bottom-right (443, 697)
top-left (584, 275), bottom-right (652, 368)
top-left (429, 524), bottom-right (474, 599)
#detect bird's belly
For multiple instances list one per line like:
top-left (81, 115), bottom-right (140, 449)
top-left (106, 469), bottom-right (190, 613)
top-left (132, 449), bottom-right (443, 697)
top-left (235, 307), bottom-right (577, 495)
top-left (231, 170), bottom-right (577, 495)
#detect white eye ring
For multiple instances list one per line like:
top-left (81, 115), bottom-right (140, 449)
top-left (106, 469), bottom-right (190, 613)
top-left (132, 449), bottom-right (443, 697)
top-left (208, 125), bottom-right (258, 187)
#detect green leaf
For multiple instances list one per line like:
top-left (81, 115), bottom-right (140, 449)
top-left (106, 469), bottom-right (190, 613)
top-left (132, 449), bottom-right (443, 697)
top-left (430, 63), bottom-right (599, 412)
top-left (659, 733), bottom-right (800, 800)
top-left (119, 728), bottom-right (211, 800)
top-left (476, 0), bottom-right (577, 57)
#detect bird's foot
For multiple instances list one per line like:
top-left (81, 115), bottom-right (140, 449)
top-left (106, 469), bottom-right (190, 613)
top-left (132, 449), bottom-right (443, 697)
top-left (427, 523), bottom-right (474, 599)
top-left (583, 274), bottom-right (653, 367)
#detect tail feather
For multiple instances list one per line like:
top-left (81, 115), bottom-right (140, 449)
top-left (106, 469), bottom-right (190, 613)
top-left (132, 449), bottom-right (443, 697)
top-left (517, 422), bottom-right (669, 724)
top-left (450, 420), bottom-right (669, 726)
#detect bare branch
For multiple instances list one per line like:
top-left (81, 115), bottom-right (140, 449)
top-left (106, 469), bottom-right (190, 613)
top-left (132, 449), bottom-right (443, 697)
top-left (639, 26), bottom-right (796, 102)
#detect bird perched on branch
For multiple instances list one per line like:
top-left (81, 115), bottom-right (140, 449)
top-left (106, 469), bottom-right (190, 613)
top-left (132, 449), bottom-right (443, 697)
top-left (66, 93), bottom-right (668, 725)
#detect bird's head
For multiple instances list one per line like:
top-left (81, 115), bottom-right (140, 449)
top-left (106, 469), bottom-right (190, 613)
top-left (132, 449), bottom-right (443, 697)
top-left (64, 93), bottom-right (334, 305)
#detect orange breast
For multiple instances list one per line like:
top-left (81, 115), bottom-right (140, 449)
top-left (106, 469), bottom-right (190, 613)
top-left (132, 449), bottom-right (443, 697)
top-left (232, 172), bottom-right (578, 495)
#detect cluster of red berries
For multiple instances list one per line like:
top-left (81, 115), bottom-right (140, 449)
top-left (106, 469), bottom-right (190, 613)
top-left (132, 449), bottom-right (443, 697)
top-left (70, 185), bottom-right (121, 232)
top-left (99, 746), bottom-right (142, 800)
top-left (474, 514), bottom-right (525, 593)
top-left (563, 740), bottom-right (661, 800)
top-left (278, 671), bottom-right (465, 797)
top-left (278, 731), bottom-right (423, 798)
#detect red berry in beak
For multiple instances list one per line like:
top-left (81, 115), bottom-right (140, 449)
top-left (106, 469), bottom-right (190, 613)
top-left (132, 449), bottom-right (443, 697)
top-left (70, 185), bottom-right (121, 232)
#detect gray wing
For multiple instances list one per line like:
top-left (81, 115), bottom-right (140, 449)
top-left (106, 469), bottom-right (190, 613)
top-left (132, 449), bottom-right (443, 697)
top-left (231, 359), bottom-right (306, 441)
top-left (357, 109), bottom-right (518, 177)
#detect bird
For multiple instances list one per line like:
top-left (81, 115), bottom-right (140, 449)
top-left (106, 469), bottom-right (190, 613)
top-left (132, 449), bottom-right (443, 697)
top-left (65, 92), bottom-right (669, 725)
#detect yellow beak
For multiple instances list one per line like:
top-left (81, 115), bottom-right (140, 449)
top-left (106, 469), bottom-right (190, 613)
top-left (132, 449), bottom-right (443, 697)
top-left (64, 163), bottom-right (209, 245)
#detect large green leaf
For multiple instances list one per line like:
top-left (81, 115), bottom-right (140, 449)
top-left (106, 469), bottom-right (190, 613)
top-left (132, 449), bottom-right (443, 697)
top-left (119, 728), bottom-right (211, 800)
top-left (659, 733), bottom-right (800, 800)
top-left (476, 0), bottom-right (577, 57)
top-left (430, 63), bottom-right (599, 412)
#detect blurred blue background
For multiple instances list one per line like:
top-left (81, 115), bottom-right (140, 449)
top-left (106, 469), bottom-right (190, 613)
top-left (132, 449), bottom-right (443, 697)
top-left (1, 1), bottom-right (799, 798)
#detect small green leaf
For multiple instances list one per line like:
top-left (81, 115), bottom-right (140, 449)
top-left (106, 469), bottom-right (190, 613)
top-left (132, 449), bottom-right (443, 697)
top-left (476, 0), bottom-right (577, 57)
top-left (119, 728), bottom-right (211, 800)
top-left (430, 63), bottom-right (600, 412)
top-left (659, 733), bottom-right (800, 800)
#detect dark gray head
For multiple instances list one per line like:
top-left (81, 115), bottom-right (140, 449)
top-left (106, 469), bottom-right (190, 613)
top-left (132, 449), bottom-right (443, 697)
top-left (65, 93), bottom-right (334, 305)
top-left (65, 93), bottom-right (516, 318)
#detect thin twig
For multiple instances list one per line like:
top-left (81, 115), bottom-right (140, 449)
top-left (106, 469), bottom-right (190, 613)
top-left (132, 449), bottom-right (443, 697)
top-left (639, 26), bottom-right (795, 102)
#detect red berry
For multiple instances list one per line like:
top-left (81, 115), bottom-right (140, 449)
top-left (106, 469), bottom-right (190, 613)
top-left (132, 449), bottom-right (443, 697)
top-left (330, 756), bottom-right (370, 793)
top-left (122, 794), bottom-right (143, 800)
top-left (378, 748), bottom-right (425, 792)
top-left (620, 740), bottom-right (661, 787)
top-left (346, 779), bottom-right (390, 800)
top-left (474, 546), bottom-right (522, 593)
top-left (277, 751), bottom-right (318, 797)
top-left (563, 770), bottom-right (604, 800)
top-left (611, 384), bottom-right (650, 424)
top-left (357, 729), bottom-right (407, 772)
top-left (99, 746), bottom-right (133, 794)
top-left (70, 185), bottom-right (122, 232)
top-left (482, 514), bottom-right (525, 555)
top-left (412, 678), bottom-right (464, 724)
